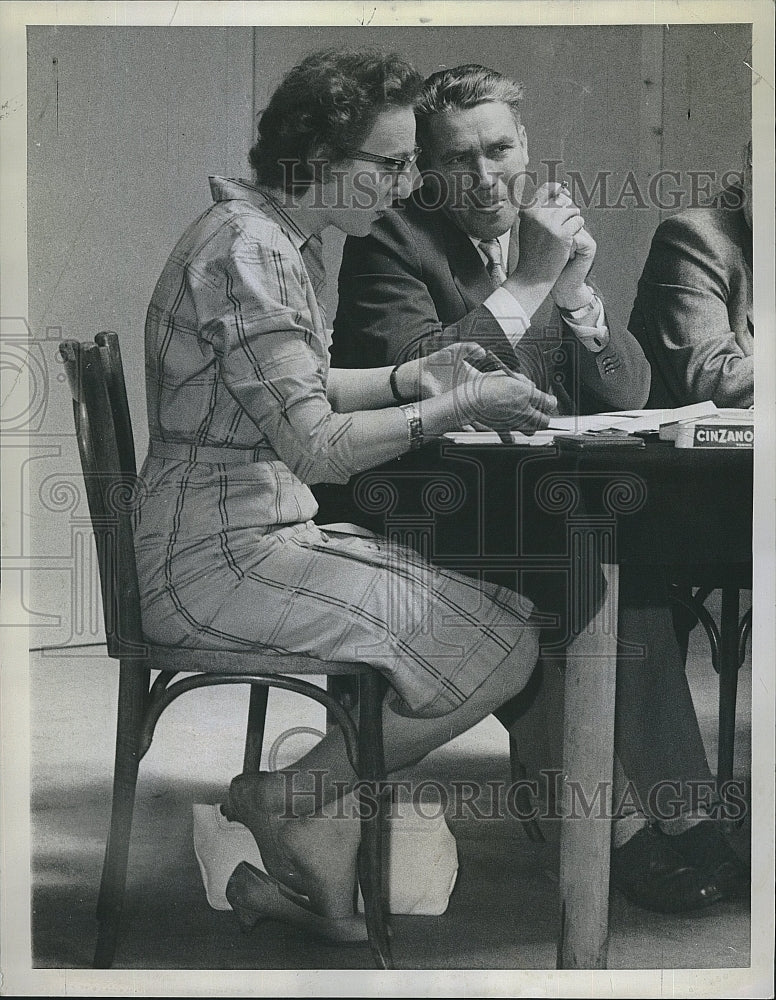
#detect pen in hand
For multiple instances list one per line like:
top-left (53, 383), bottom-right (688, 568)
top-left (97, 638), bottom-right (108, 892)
top-left (477, 350), bottom-right (547, 444)
top-left (481, 349), bottom-right (521, 378)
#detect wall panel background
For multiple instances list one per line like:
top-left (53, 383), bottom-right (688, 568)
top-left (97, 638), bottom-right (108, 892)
top-left (26, 26), bottom-right (254, 648)
top-left (251, 24), bottom-right (750, 329)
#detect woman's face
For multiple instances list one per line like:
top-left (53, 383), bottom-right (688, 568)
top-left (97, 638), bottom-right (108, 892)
top-left (319, 106), bottom-right (420, 237)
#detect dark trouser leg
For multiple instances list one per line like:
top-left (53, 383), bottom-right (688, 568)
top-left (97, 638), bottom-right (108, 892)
top-left (614, 565), bottom-right (713, 823)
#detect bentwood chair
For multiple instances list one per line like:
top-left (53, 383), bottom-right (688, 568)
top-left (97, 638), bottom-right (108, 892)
top-left (60, 332), bottom-right (393, 970)
top-left (671, 567), bottom-right (752, 788)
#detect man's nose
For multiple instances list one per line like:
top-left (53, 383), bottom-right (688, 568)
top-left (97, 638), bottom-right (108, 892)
top-left (473, 157), bottom-right (498, 188)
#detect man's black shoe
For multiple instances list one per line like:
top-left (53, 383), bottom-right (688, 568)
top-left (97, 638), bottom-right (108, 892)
top-left (611, 826), bottom-right (724, 913)
top-left (667, 821), bottom-right (751, 900)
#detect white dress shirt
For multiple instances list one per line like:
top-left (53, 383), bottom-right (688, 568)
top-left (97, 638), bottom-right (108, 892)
top-left (471, 229), bottom-right (611, 354)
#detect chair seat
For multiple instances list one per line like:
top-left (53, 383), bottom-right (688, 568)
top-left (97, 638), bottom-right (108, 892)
top-left (138, 642), bottom-right (370, 677)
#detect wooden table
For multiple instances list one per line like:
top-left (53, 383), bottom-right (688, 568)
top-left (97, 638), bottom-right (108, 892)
top-left (315, 439), bottom-right (754, 969)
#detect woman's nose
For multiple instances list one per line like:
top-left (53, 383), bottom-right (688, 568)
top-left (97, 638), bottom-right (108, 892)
top-left (396, 163), bottom-right (421, 200)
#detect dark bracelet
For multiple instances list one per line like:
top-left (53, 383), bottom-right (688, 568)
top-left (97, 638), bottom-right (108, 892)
top-left (389, 365), bottom-right (411, 405)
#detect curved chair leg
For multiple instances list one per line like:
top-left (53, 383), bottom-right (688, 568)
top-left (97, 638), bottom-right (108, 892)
top-left (327, 675), bottom-right (359, 727)
top-left (670, 583), bottom-right (696, 665)
top-left (738, 607), bottom-right (752, 668)
top-left (669, 587), bottom-right (722, 672)
top-left (356, 671), bottom-right (393, 970)
top-left (717, 587), bottom-right (740, 787)
top-left (93, 663), bottom-right (148, 968)
top-left (243, 685), bottom-right (269, 773)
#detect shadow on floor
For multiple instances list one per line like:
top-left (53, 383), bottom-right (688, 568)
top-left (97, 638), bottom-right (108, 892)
top-left (29, 641), bottom-right (752, 971)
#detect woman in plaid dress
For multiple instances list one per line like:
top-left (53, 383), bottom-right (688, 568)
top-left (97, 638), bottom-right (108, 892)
top-left (135, 49), bottom-right (557, 939)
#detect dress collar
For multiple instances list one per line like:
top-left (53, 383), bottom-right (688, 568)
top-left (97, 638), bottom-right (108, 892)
top-left (209, 176), bottom-right (313, 250)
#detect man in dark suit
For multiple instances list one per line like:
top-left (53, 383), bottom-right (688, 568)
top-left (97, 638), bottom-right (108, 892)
top-left (326, 64), bottom-right (748, 914)
top-left (628, 143), bottom-right (753, 408)
top-left (332, 66), bottom-right (651, 414)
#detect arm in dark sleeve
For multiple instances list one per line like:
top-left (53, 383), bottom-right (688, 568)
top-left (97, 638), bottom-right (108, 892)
top-left (333, 209), bottom-right (515, 367)
top-left (630, 215), bottom-right (753, 408)
top-left (570, 298), bottom-right (652, 411)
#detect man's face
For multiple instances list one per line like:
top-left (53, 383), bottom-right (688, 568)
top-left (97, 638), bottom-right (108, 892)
top-left (422, 101), bottom-right (529, 240)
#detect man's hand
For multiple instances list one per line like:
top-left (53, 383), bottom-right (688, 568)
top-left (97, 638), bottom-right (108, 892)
top-left (504, 181), bottom-right (585, 320)
top-left (551, 225), bottom-right (597, 311)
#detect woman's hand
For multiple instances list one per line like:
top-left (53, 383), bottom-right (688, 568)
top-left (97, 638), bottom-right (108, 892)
top-left (398, 343), bottom-right (557, 434)
top-left (393, 342), bottom-right (490, 401)
top-left (446, 369), bottom-right (557, 434)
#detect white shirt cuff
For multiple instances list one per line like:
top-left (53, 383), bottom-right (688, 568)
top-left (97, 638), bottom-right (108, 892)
top-left (560, 293), bottom-right (610, 353)
top-left (482, 287), bottom-right (531, 349)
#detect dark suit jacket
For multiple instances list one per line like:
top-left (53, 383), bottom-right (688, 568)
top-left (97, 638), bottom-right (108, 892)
top-left (628, 192), bottom-right (753, 408)
top-left (332, 192), bottom-right (650, 413)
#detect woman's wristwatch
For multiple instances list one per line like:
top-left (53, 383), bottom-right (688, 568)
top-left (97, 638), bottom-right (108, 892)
top-left (399, 402), bottom-right (423, 450)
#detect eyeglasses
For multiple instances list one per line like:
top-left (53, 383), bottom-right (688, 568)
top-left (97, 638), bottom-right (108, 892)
top-left (340, 145), bottom-right (422, 173)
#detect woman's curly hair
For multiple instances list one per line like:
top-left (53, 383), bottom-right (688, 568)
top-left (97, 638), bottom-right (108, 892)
top-left (249, 48), bottom-right (423, 193)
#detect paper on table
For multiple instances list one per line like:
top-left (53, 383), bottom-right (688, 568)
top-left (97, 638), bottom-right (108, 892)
top-left (445, 411), bottom-right (652, 443)
top-left (443, 402), bottom-right (721, 445)
top-left (443, 430), bottom-right (558, 446)
top-left (659, 407), bottom-right (754, 441)
top-left (547, 413), bottom-right (639, 433)
top-left (548, 402), bottom-right (720, 434)
top-left (600, 401), bottom-right (719, 433)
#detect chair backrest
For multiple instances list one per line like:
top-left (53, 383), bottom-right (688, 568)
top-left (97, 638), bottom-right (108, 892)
top-left (60, 333), bottom-right (146, 657)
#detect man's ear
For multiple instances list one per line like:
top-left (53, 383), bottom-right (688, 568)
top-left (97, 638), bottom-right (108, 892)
top-left (517, 123), bottom-right (529, 163)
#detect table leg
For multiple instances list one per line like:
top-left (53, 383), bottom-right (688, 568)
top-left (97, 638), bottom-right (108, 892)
top-left (557, 561), bottom-right (618, 970)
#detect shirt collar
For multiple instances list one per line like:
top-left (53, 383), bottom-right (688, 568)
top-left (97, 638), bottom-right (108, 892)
top-left (208, 176), bottom-right (313, 251)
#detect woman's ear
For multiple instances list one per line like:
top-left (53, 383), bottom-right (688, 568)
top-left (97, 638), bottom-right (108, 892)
top-left (309, 144), bottom-right (346, 185)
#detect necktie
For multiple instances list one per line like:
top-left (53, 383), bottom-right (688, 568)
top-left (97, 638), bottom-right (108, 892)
top-left (479, 238), bottom-right (508, 288)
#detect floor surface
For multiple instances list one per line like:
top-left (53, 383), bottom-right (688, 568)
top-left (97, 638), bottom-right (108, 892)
top-left (28, 599), bottom-right (755, 975)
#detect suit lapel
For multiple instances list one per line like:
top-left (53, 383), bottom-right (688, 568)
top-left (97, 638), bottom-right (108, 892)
top-left (430, 207), bottom-right (572, 404)
top-left (439, 212), bottom-right (495, 310)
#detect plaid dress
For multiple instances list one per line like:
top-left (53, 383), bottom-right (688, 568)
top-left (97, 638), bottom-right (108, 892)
top-left (134, 177), bottom-right (536, 718)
